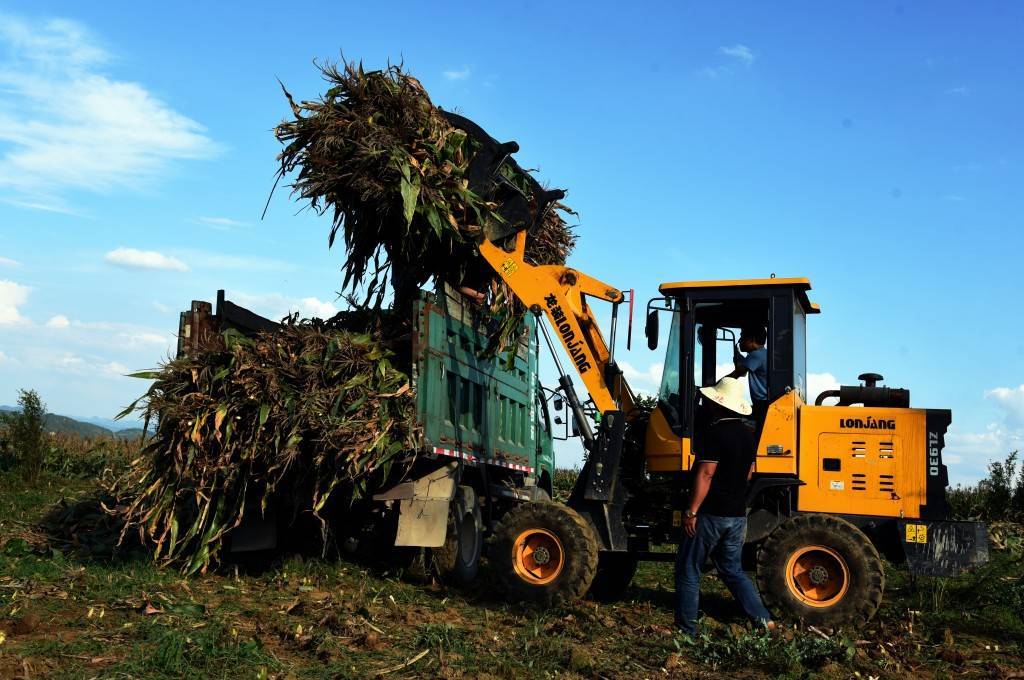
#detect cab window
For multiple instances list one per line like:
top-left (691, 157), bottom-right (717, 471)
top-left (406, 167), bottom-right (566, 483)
top-left (658, 308), bottom-right (682, 423)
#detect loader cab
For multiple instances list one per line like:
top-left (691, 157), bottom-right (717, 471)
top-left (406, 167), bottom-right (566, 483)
top-left (647, 278), bottom-right (819, 469)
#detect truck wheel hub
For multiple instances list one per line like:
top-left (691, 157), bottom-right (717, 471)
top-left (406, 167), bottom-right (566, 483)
top-left (785, 545), bottom-right (851, 608)
top-left (808, 565), bottom-right (829, 585)
top-left (511, 528), bottom-right (565, 585)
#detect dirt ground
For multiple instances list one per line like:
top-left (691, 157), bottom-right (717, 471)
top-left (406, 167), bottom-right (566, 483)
top-left (0, 474), bottom-right (1022, 679)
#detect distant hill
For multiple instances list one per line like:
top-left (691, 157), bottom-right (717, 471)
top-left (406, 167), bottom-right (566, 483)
top-left (0, 406), bottom-right (144, 438)
top-left (43, 414), bottom-right (113, 437)
top-left (75, 414), bottom-right (144, 432)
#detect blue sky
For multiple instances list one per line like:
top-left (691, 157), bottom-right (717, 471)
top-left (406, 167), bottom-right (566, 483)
top-left (0, 2), bottom-right (1021, 482)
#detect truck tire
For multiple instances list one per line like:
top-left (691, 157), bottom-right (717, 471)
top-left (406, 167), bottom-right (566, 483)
top-left (587, 552), bottom-right (638, 601)
top-left (757, 514), bottom-right (884, 627)
top-left (434, 486), bottom-right (482, 584)
top-left (491, 502), bottom-right (599, 605)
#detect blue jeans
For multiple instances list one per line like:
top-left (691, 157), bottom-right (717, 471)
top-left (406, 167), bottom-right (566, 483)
top-left (674, 514), bottom-right (772, 634)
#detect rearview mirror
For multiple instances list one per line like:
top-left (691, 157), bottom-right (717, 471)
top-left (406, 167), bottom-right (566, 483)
top-left (553, 396), bottom-right (564, 412)
top-left (645, 309), bottom-right (659, 350)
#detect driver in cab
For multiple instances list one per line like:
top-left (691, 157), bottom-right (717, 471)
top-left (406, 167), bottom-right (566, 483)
top-left (727, 326), bottom-right (769, 431)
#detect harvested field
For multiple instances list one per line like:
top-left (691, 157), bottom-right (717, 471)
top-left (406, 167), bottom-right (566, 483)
top-left (1, 453), bottom-right (1021, 679)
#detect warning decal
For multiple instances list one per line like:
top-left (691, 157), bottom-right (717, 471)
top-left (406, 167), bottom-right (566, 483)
top-left (905, 523), bottom-right (928, 544)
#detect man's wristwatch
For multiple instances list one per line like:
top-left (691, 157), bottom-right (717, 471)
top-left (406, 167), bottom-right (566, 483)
top-left (684, 509), bottom-right (696, 519)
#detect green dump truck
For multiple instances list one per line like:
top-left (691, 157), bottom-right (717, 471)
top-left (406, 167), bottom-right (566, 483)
top-left (177, 286), bottom-right (557, 582)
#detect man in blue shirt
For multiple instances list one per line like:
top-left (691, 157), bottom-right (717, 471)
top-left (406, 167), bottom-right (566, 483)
top-left (728, 326), bottom-right (769, 431)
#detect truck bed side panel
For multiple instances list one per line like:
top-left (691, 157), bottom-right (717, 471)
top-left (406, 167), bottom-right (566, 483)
top-left (415, 292), bottom-right (539, 473)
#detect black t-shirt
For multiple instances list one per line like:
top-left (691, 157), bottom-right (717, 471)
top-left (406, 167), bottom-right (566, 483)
top-left (694, 418), bottom-right (755, 517)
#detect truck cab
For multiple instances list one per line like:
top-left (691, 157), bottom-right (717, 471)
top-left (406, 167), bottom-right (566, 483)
top-left (645, 277), bottom-right (817, 473)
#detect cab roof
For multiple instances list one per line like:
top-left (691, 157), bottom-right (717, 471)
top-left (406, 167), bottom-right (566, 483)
top-left (658, 277), bottom-right (820, 314)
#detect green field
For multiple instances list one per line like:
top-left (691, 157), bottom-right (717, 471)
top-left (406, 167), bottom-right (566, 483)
top-left (0, 469), bottom-right (1021, 679)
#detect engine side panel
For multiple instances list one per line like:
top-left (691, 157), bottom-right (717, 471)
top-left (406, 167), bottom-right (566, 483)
top-left (797, 406), bottom-right (938, 519)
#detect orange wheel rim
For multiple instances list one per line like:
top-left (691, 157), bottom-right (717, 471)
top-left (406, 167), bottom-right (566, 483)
top-left (785, 545), bottom-right (850, 608)
top-left (512, 528), bottom-right (564, 585)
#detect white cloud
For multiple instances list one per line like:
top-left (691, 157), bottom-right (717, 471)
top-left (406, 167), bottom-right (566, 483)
top-left (719, 44), bottom-right (755, 65)
top-left (50, 319), bottom-right (173, 350)
top-left (2, 197), bottom-right (81, 215)
top-left (945, 86), bottom-right (970, 96)
top-left (946, 426), bottom-right (1007, 458)
top-left (0, 14), bottom-right (217, 203)
top-left (45, 314), bottom-right (70, 328)
top-left (105, 247), bottom-right (188, 272)
top-left (120, 331), bottom-right (168, 346)
top-left (942, 194), bottom-right (966, 202)
top-left (103, 360), bottom-right (129, 375)
top-left (0, 15), bottom-right (108, 69)
top-left (299, 296), bottom-right (337, 319)
top-left (807, 372), bottom-right (840, 404)
top-left (197, 216), bottom-right (248, 229)
top-left (942, 384), bottom-right (1024, 483)
top-left (0, 256), bottom-right (21, 267)
top-left (986, 384), bottom-right (1024, 429)
top-left (0, 279), bottom-right (30, 324)
top-left (620, 361), bottom-right (664, 392)
top-left (945, 423), bottom-right (1023, 481)
top-left (443, 66), bottom-right (471, 81)
top-left (697, 66), bottom-right (732, 79)
top-left (152, 301), bottom-right (171, 314)
top-left (715, 362), bottom-right (746, 387)
top-left (40, 351), bottom-right (132, 380)
top-left (180, 250), bottom-right (293, 272)
top-left (56, 320), bottom-right (172, 354)
top-left (226, 290), bottom-right (340, 321)
top-left (0, 350), bottom-right (9, 363)
top-left (0, 311), bottom-right (173, 420)
top-left (56, 352), bottom-right (84, 368)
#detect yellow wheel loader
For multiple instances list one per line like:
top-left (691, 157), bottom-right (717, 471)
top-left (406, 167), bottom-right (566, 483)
top-left (417, 116), bottom-right (988, 625)
top-left (481, 230), bottom-right (987, 624)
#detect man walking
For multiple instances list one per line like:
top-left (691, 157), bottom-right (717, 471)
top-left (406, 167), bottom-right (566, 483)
top-left (675, 376), bottom-right (774, 635)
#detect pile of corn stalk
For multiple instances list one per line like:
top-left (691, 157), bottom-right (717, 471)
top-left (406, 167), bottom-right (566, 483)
top-left (274, 60), bottom-right (577, 352)
top-left (115, 322), bottom-right (416, 574)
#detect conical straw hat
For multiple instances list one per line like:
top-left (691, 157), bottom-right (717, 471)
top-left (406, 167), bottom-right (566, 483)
top-left (699, 377), bottom-right (753, 416)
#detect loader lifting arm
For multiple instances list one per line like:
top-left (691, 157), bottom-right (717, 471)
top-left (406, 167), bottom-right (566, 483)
top-left (480, 230), bottom-right (636, 419)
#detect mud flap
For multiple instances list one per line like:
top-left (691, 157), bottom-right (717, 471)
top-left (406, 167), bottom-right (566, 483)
top-left (898, 519), bottom-right (989, 576)
top-left (374, 462), bottom-right (458, 548)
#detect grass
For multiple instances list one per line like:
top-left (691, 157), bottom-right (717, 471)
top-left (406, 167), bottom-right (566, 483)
top-left (1, 465), bottom-right (1022, 678)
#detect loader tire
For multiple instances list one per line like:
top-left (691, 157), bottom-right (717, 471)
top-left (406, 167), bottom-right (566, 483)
top-left (587, 552), bottom-right (638, 601)
top-left (434, 486), bottom-right (482, 585)
top-left (491, 501), bottom-right (599, 605)
top-left (757, 513), bottom-right (884, 627)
